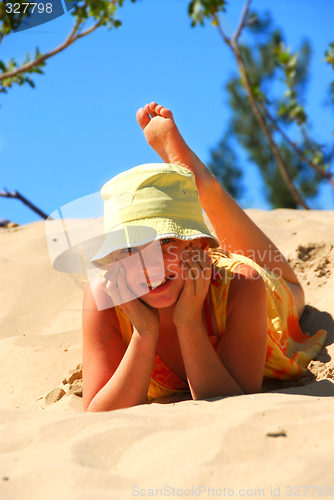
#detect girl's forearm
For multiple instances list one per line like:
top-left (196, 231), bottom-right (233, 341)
top-left (176, 321), bottom-right (244, 400)
top-left (87, 329), bottom-right (158, 412)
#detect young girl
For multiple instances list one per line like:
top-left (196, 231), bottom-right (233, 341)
top-left (82, 102), bottom-right (326, 412)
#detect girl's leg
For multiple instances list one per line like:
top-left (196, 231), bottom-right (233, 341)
top-left (137, 103), bottom-right (305, 314)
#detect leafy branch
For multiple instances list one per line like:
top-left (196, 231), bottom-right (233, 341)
top-left (262, 106), bottom-right (331, 180)
top-left (188, 0), bottom-right (227, 27)
top-left (0, 48), bottom-right (46, 93)
top-left (0, 0), bottom-right (136, 92)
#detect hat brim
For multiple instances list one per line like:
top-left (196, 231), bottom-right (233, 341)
top-left (91, 217), bottom-right (219, 269)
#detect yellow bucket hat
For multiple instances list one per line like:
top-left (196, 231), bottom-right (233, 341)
top-left (91, 163), bottom-right (219, 268)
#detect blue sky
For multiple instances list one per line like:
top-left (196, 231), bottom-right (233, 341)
top-left (1, 0), bottom-right (333, 225)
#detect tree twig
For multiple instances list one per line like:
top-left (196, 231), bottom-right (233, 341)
top-left (0, 12), bottom-right (104, 83)
top-left (262, 105), bottom-right (333, 180)
top-left (73, 19), bottom-right (103, 40)
top-left (300, 125), bottom-right (317, 155)
top-left (0, 28), bottom-right (78, 82)
top-left (328, 145), bottom-right (334, 164)
top-left (0, 189), bottom-right (52, 220)
top-left (0, 3), bottom-right (6, 45)
top-left (215, 18), bottom-right (231, 46)
top-left (232, 0), bottom-right (252, 44)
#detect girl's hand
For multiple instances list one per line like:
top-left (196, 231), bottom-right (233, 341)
top-left (99, 262), bottom-right (160, 336)
top-left (173, 243), bottom-right (212, 328)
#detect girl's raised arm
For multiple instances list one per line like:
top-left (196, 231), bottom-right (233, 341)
top-left (137, 102), bottom-right (304, 317)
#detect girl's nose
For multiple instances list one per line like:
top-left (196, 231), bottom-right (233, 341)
top-left (141, 242), bottom-right (165, 277)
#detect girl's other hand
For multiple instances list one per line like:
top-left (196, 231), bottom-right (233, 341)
top-left (99, 262), bottom-right (160, 336)
top-left (173, 243), bottom-right (212, 328)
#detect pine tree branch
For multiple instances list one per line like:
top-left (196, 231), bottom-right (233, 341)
top-left (233, 44), bottom-right (309, 208)
top-left (262, 105), bottom-right (333, 180)
top-left (214, 3), bottom-right (309, 209)
top-left (300, 125), bottom-right (317, 155)
top-left (328, 145), bottom-right (334, 164)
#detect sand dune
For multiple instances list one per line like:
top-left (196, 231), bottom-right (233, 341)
top-left (0, 209), bottom-right (333, 500)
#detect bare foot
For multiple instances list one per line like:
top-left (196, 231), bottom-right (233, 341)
top-left (136, 102), bottom-right (216, 197)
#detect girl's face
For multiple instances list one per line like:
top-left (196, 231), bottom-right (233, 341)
top-left (112, 237), bottom-right (208, 309)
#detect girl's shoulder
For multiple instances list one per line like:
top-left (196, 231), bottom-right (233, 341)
top-left (83, 278), bottom-right (121, 336)
top-left (209, 249), bottom-right (267, 326)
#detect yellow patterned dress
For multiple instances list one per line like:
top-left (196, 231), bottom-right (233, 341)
top-left (114, 250), bottom-right (327, 401)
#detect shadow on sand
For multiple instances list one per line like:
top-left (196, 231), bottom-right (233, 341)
top-left (261, 305), bottom-right (334, 397)
top-left (150, 305), bottom-right (334, 405)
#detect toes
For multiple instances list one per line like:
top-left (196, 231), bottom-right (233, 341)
top-left (153, 104), bottom-right (174, 120)
top-left (149, 101), bottom-right (158, 112)
top-left (143, 103), bottom-right (157, 117)
top-left (136, 108), bottom-right (150, 129)
top-left (160, 107), bottom-right (173, 120)
top-left (138, 102), bottom-right (173, 128)
top-left (143, 103), bottom-right (152, 114)
top-left (148, 101), bottom-right (158, 117)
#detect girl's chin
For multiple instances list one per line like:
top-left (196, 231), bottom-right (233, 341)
top-left (140, 294), bottom-right (178, 309)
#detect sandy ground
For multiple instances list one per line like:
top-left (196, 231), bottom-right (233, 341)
top-left (0, 209), bottom-right (333, 500)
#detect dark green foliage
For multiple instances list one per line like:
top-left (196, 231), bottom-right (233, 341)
top-left (324, 42), bottom-right (334, 69)
top-left (207, 11), bottom-right (332, 208)
top-left (188, 0), bottom-right (227, 26)
top-left (324, 43), bottom-right (334, 112)
top-left (208, 133), bottom-right (244, 200)
top-left (0, 48), bottom-right (45, 94)
top-left (328, 82), bottom-right (334, 109)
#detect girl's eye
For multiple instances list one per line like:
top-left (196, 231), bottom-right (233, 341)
top-left (121, 247), bottom-right (138, 254)
top-left (160, 238), bottom-right (173, 245)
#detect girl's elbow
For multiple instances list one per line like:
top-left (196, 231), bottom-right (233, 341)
top-left (244, 384), bottom-right (262, 395)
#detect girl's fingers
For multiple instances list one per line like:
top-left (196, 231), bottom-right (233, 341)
top-left (180, 259), bottom-right (195, 295)
top-left (194, 246), bottom-right (212, 276)
top-left (102, 261), bottom-right (120, 285)
top-left (182, 245), bottom-right (212, 280)
top-left (181, 255), bottom-right (202, 297)
top-left (181, 251), bottom-right (197, 278)
top-left (116, 266), bottom-right (137, 304)
top-left (180, 245), bottom-right (212, 299)
top-left (189, 243), bottom-right (212, 265)
top-left (100, 262), bottom-right (129, 306)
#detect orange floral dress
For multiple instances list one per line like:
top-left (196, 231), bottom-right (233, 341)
top-left (114, 250), bottom-right (327, 401)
